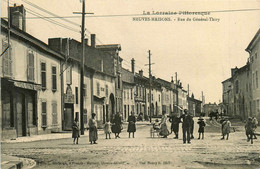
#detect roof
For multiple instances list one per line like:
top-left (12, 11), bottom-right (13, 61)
top-left (96, 44), bottom-right (121, 51)
top-left (121, 68), bottom-right (135, 84)
top-left (245, 28), bottom-right (260, 53)
top-left (222, 77), bottom-right (232, 84)
top-left (1, 18), bottom-right (64, 60)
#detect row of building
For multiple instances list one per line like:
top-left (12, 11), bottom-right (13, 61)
top-left (222, 28), bottom-right (260, 123)
top-left (0, 4), bottom-right (202, 139)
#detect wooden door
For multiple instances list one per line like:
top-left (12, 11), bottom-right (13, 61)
top-left (64, 107), bottom-right (73, 130)
top-left (17, 93), bottom-right (25, 136)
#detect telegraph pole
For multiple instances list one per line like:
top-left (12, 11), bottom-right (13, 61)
top-left (148, 50), bottom-right (152, 123)
top-left (145, 50), bottom-right (154, 122)
top-left (73, 0), bottom-right (94, 135)
top-left (175, 72), bottom-right (179, 115)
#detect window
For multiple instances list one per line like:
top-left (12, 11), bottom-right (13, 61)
top-left (52, 66), bottom-right (57, 91)
top-left (136, 86), bottom-right (138, 95)
top-left (52, 101), bottom-right (58, 125)
top-left (42, 101), bottom-right (47, 127)
top-left (2, 91), bottom-right (13, 128)
top-left (97, 82), bottom-right (100, 96)
top-left (124, 91), bottom-right (126, 99)
top-left (105, 85), bottom-right (108, 97)
top-left (83, 84), bottom-right (87, 97)
top-left (117, 75), bottom-right (121, 89)
top-left (127, 90), bottom-right (129, 99)
top-left (66, 65), bottom-right (72, 84)
top-left (256, 71), bottom-right (258, 89)
top-left (41, 62), bottom-right (46, 90)
top-left (255, 53), bottom-right (258, 60)
top-left (131, 89), bottom-right (133, 100)
top-left (100, 60), bottom-right (103, 72)
top-left (235, 80), bottom-right (239, 94)
top-left (27, 50), bottom-right (34, 81)
top-left (139, 87), bottom-right (142, 97)
top-left (75, 87), bottom-right (78, 104)
top-left (2, 40), bottom-right (12, 77)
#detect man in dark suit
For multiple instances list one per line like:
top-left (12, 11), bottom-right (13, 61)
top-left (180, 109), bottom-right (193, 144)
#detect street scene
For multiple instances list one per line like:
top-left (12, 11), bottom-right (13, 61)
top-left (1, 0), bottom-right (260, 169)
top-left (2, 118), bottom-right (260, 169)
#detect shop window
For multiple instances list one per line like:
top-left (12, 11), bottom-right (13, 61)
top-left (52, 66), bottom-right (57, 91)
top-left (41, 62), bottom-right (46, 90)
top-left (2, 91), bottom-right (13, 128)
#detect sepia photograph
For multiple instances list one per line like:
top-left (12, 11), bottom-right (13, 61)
top-left (0, 0), bottom-right (260, 168)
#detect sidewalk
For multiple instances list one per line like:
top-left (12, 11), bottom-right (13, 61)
top-left (1, 154), bottom-right (36, 169)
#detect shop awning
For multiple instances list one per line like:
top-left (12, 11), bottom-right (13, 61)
top-left (9, 79), bottom-right (42, 91)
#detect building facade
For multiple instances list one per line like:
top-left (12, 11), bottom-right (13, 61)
top-left (246, 28), bottom-right (260, 122)
top-left (1, 5), bottom-right (64, 139)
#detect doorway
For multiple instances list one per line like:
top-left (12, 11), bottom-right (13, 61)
top-left (16, 92), bottom-right (26, 137)
top-left (64, 104), bottom-right (74, 130)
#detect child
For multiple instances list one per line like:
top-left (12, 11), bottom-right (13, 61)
top-left (104, 119), bottom-right (111, 139)
top-left (245, 117), bottom-right (254, 144)
top-left (153, 119), bottom-right (160, 131)
top-left (197, 117), bottom-right (205, 139)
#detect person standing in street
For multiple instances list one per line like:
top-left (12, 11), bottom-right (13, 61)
top-left (169, 113), bottom-right (181, 139)
top-left (104, 119), bottom-right (111, 139)
top-left (245, 117), bottom-right (254, 144)
top-left (72, 117), bottom-right (80, 144)
top-left (159, 111), bottom-right (170, 138)
top-left (112, 112), bottom-right (122, 138)
top-left (89, 113), bottom-right (98, 144)
top-left (127, 111), bottom-right (136, 138)
top-left (197, 117), bottom-right (206, 139)
top-left (180, 109), bottom-right (193, 144)
top-left (190, 116), bottom-right (195, 139)
top-left (221, 118), bottom-right (231, 140)
top-left (252, 117), bottom-right (258, 139)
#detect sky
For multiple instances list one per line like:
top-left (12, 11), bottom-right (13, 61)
top-left (1, 0), bottom-right (260, 103)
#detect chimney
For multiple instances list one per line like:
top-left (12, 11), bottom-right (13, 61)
top-left (10, 4), bottom-right (26, 31)
top-left (139, 70), bottom-right (143, 76)
top-left (131, 58), bottom-right (135, 74)
top-left (84, 38), bottom-right (88, 46)
top-left (91, 34), bottom-right (96, 47)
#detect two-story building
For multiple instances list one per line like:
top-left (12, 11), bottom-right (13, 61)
top-left (122, 67), bottom-right (135, 121)
top-left (1, 5), bottom-right (64, 139)
top-left (246, 28), bottom-right (260, 122)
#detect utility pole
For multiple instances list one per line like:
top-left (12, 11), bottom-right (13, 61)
top-left (145, 50), bottom-right (154, 123)
top-left (73, 0), bottom-right (94, 135)
top-left (148, 50), bottom-right (152, 123)
top-left (175, 72), bottom-right (179, 115)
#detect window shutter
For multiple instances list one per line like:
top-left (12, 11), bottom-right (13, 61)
top-left (28, 50), bottom-right (34, 81)
top-left (52, 66), bottom-right (57, 91)
top-left (42, 102), bottom-right (47, 127)
top-left (52, 102), bottom-right (58, 125)
top-left (41, 62), bottom-right (46, 89)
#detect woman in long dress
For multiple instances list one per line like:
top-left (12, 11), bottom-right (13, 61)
top-left (72, 117), bottom-right (80, 144)
top-left (112, 112), bottom-right (122, 138)
top-left (127, 111), bottom-right (136, 138)
top-left (89, 113), bottom-right (98, 144)
top-left (160, 111), bottom-right (170, 138)
top-left (221, 118), bottom-right (231, 140)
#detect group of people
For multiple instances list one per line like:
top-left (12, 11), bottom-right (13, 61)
top-left (154, 109), bottom-right (205, 144)
top-left (72, 111), bottom-right (137, 144)
top-left (72, 109), bottom-right (258, 145)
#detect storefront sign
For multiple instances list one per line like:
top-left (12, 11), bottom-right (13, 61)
top-left (14, 81), bottom-right (42, 91)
